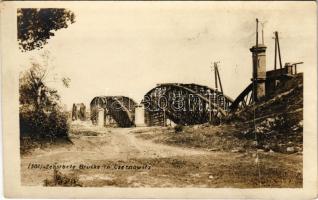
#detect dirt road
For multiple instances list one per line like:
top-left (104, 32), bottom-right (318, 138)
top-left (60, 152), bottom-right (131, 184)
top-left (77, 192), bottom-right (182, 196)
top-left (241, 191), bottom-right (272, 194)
top-left (21, 121), bottom-right (302, 187)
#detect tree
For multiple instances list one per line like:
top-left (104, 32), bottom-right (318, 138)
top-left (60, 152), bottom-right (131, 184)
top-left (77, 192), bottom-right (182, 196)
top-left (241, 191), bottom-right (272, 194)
top-left (18, 8), bottom-right (75, 51)
top-left (18, 9), bottom-right (74, 143)
top-left (19, 61), bottom-right (70, 140)
top-left (19, 61), bottom-right (60, 112)
top-left (19, 52), bottom-right (70, 141)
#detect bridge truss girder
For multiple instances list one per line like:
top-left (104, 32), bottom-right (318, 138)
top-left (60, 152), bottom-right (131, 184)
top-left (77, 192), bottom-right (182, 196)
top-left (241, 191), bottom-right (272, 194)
top-left (142, 83), bottom-right (234, 126)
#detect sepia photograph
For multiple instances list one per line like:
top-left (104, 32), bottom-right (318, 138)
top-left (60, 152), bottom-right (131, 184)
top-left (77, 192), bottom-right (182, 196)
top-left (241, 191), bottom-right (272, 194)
top-left (1, 1), bottom-right (317, 198)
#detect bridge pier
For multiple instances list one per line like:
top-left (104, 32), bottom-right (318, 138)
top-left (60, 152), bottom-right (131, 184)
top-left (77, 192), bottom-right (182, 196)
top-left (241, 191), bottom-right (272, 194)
top-left (250, 44), bottom-right (267, 101)
top-left (97, 108), bottom-right (105, 127)
top-left (134, 104), bottom-right (146, 127)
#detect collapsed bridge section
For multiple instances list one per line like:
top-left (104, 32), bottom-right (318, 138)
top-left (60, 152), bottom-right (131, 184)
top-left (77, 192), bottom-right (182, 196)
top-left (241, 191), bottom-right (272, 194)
top-left (142, 83), bottom-right (233, 126)
top-left (90, 96), bottom-right (137, 127)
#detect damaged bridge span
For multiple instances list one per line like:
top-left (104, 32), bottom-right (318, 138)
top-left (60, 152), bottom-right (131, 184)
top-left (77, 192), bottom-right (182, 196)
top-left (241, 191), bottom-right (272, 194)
top-left (89, 83), bottom-right (236, 128)
top-left (90, 96), bottom-right (136, 127)
top-left (142, 83), bottom-right (234, 126)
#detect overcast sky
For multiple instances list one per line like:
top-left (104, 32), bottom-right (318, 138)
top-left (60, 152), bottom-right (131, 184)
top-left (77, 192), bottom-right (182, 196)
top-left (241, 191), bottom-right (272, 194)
top-left (18, 2), bottom-right (316, 110)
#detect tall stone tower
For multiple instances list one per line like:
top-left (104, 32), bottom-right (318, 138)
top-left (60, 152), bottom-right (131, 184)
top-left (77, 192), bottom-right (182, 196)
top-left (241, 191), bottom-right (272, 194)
top-left (250, 44), bottom-right (266, 101)
top-left (250, 19), bottom-right (267, 101)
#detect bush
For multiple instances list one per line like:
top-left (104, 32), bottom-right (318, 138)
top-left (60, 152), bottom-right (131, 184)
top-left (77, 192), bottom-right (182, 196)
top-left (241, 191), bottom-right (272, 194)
top-left (174, 124), bottom-right (184, 133)
top-left (19, 56), bottom-right (70, 144)
top-left (20, 106), bottom-right (69, 141)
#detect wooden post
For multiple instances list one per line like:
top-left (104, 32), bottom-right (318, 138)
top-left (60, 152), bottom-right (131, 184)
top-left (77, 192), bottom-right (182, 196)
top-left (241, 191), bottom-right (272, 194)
top-left (216, 66), bottom-right (223, 94)
top-left (163, 108), bottom-right (166, 127)
top-left (209, 95), bottom-right (212, 123)
top-left (274, 35), bottom-right (277, 70)
top-left (214, 63), bottom-right (218, 92)
top-left (275, 31), bottom-right (283, 69)
top-left (256, 18), bottom-right (259, 47)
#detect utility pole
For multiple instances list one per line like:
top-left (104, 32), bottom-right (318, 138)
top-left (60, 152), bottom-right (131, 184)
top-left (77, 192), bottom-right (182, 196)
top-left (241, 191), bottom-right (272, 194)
top-left (256, 18), bottom-right (259, 48)
top-left (210, 61), bottom-right (225, 124)
top-left (212, 61), bottom-right (223, 93)
top-left (215, 65), bottom-right (224, 94)
top-left (275, 31), bottom-right (283, 69)
top-left (209, 97), bottom-right (212, 123)
top-left (273, 31), bottom-right (283, 70)
top-left (163, 108), bottom-right (166, 127)
top-left (274, 35), bottom-right (277, 70)
top-left (214, 62), bottom-right (218, 93)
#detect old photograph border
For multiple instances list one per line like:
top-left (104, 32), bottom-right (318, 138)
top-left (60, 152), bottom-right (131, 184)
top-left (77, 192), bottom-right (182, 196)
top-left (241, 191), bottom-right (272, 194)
top-left (1, 1), bottom-right (317, 198)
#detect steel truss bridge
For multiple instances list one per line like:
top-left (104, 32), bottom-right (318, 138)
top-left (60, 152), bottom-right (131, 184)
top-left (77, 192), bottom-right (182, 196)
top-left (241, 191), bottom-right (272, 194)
top-left (142, 83), bottom-right (241, 126)
top-left (90, 96), bottom-right (137, 127)
top-left (229, 83), bottom-right (254, 112)
top-left (89, 84), bottom-right (255, 127)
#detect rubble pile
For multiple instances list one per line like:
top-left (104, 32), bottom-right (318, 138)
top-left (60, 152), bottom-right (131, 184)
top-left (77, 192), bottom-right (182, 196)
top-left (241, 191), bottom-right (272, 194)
top-left (237, 117), bottom-right (303, 153)
top-left (231, 74), bottom-right (303, 153)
